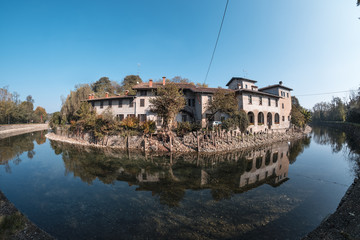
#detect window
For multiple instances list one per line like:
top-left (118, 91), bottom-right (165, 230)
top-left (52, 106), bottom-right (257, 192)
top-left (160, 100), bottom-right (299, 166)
top-left (273, 152), bottom-right (278, 163)
top-left (275, 113), bottom-right (280, 124)
top-left (182, 115), bottom-right (187, 122)
top-left (287, 92), bottom-right (289, 98)
top-left (139, 114), bottom-right (147, 122)
top-left (116, 114), bottom-right (124, 121)
top-left (156, 118), bottom-right (162, 126)
top-left (259, 97), bottom-right (262, 105)
top-left (140, 90), bottom-right (147, 96)
top-left (245, 84), bottom-right (248, 89)
top-left (288, 116), bottom-right (290, 121)
top-left (128, 114), bottom-right (135, 118)
top-left (282, 103), bottom-right (284, 109)
top-left (258, 112), bottom-right (264, 124)
top-left (275, 100), bottom-right (278, 107)
top-left (108, 100), bottom-right (112, 108)
top-left (248, 112), bottom-right (254, 124)
top-left (100, 101), bottom-right (103, 109)
top-left (192, 99), bottom-right (195, 106)
top-left (118, 99), bottom-right (122, 108)
top-left (208, 96), bottom-right (212, 103)
top-left (140, 99), bottom-right (145, 107)
top-left (129, 100), bottom-right (134, 108)
top-left (282, 116), bottom-right (285, 121)
top-left (248, 95), bottom-right (252, 104)
top-left (268, 98), bottom-right (271, 106)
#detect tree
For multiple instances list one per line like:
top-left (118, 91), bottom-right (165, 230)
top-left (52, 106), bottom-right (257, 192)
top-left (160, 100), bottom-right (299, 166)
top-left (61, 84), bottom-right (92, 123)
top-left (121, 75), bottom-right (142, 95)
top-left (34, 106), bottom-right (47, 123)
top-left (207, 89), bottom-right (237, 121)
top-left (221, 110), bottom-right (249, 133)
top-left (91, 77), bottom-right (112, 95)
top-left (149, 83), bottom-right (186, 131)
top-left (172, 76), bottom-right (190, 84)
top-left (196, 83), bottom-right (209, 88)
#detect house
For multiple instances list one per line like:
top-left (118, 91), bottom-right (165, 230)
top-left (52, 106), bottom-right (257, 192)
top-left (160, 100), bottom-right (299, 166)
top-left (87, 76), bottom-right (292, 133)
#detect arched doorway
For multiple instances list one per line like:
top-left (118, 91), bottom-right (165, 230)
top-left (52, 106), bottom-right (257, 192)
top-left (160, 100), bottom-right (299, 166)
top-left (267, 112), bottom-right (272, 129)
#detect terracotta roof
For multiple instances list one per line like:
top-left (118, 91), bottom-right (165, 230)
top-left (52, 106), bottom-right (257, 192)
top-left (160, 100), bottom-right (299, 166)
top-left (235, 89), bottom-right (281, 98)
top-left (226, 77), bottom-right (257, 86)
top-left (193, 87), bottom-right (234, 93)
top-left (132, 82), bottom-right (235, 94)
top-left (259, 84), bottom-right (293, 91)
top-left (87, 95), bottom-right (135, 101)
top-left (132, 82), bottom-right (196, 90)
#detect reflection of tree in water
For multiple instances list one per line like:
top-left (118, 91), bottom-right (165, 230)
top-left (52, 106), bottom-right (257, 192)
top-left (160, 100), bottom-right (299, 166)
top-left (312, 125), bottom-right (360, 176)
top-left (0, 130), bottom-right (46, 172)
top-left (49, 140), bottom-right (309, 207)
top-left (312, 126), bottom-right (346, 153)
top-left (288, 137), bottom-right (311, 164)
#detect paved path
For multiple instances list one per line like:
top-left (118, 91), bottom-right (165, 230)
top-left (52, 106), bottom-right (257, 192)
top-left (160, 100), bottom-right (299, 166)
top-left (0, 124), bottom-right (49, 139)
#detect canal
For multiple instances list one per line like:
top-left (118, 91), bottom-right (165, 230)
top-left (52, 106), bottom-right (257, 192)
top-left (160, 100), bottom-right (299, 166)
top-left (0, 126), bottom-right (359, 239)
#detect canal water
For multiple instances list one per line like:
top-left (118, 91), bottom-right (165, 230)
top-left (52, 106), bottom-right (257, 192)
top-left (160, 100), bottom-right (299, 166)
top-left (0, 127), bottom-right (359, 239)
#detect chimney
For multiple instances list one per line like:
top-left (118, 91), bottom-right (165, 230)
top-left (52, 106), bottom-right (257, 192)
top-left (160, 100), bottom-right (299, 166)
top-left (125, 90), bottom-right (129, 95)
top-left (149, 79), bottom-right (153, 87)
top-left (162, 76), bottom-right (166, 86)
top-left (105, 92), bottom-right (109, 98)
top-left (88, 94), bottom-right (91, 100)
top-left (279, 81), bottom-right (283, 85)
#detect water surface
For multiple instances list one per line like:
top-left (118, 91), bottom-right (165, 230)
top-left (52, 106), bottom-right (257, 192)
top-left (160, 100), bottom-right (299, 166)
top-left (0, 127), bottom-right (359, 239)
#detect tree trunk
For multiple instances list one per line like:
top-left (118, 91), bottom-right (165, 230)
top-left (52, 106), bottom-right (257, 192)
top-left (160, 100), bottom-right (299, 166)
top-left (197, 131), bottom-right (200, 152)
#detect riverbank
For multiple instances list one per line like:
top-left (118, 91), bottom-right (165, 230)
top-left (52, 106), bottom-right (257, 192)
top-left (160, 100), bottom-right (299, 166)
top-left (0, 191), bottom-right (54, 240)
top-left (303, 178), bottom-right (360, 240)
top-left (303, 121), bottom-right (360, 240)
top-left (0, 124), bottom-right (49, 139)
top-left (46, 126), bottom-right (312, 153)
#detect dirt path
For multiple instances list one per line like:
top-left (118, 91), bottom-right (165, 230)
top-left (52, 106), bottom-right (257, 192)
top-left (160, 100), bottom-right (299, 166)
top-left (0, 124), bottom-right (49, 139)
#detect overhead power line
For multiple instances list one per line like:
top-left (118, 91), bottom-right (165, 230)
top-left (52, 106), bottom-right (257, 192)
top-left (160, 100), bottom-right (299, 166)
top-left (204, 0), bottom-right (229, 84)
top-left (296, 89), bottom-right (357, 97)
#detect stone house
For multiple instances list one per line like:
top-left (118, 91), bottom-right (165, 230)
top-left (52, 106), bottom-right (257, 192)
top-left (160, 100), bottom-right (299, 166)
top-left (87, 76), bottom-right (292, 133)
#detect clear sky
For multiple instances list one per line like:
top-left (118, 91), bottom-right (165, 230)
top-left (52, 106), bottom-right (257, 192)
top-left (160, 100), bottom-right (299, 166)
top-left (0, 0), bottom-right (359, 113)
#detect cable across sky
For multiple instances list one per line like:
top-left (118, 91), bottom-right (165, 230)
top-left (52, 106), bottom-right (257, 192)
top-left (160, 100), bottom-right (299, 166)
top-left (204, 0), bottom-right (229, 84)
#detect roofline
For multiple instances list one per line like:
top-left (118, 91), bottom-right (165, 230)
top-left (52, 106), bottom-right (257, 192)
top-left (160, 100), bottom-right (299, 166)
top-left (259, 85), bottom-right (293, 91)
top-left (226, 77), bottom-right (257, 86)
top-left (235, 89), bottom-right (281, 98)
top-left (86, 95), bottom-right (135, 101)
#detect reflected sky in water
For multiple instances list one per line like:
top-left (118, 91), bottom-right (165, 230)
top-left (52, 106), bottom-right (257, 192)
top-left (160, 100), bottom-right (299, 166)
top-left (0, 127), bottom-right (358, 240)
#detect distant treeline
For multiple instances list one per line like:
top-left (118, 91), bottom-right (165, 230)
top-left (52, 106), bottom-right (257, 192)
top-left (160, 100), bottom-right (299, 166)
top-left (312, 87), bottom-right (360, 124)
top-left (0, 86), bottom-right (47, 124)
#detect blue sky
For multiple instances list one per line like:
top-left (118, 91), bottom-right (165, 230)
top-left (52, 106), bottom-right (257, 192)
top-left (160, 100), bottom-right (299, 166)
top-left (0, 0), bottom-right (359, 113)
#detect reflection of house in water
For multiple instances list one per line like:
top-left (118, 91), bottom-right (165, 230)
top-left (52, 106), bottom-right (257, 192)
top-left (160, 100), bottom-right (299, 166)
top-left (133, 141), bottom-right (290, 193)
top-left (239, 141), bottom-right (289, 189)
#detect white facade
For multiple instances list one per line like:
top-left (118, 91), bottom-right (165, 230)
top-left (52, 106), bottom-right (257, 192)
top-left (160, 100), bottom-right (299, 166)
top-left (88, 77), bottom-right (293, 132)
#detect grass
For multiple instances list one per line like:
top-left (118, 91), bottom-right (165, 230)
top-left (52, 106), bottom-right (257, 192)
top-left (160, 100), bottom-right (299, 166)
top-left (0, 212), bottom-right (26, 238)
